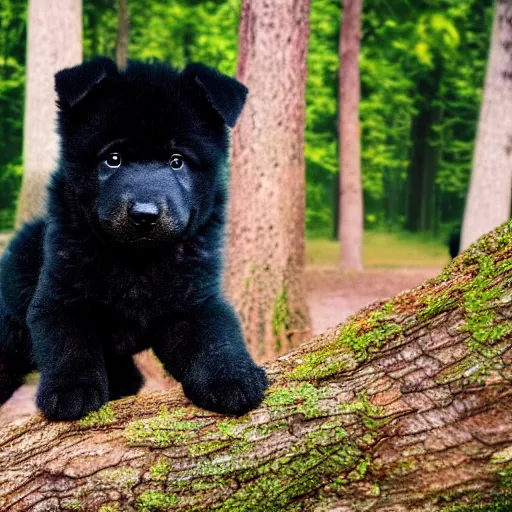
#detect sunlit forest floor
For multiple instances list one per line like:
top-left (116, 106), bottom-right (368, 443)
top-left (0, 232), bottom-right (449, 426)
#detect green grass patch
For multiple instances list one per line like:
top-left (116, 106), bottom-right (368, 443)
top-left (307, 231), bottom-right (450, 268)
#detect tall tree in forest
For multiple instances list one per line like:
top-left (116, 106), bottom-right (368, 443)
top-left (16, 0), bottom-right (82, 226)
top-left (338, 0), bottom-right (364, 271)
top-left (116, 0), bottom-right (129, 69)
top-left (226, 0), bottom-right (312, 361)
top-left (461, 0), bottom-right (512, 251)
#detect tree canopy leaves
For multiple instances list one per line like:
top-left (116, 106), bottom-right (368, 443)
top-left (0, 0), bottom-right (493, 236)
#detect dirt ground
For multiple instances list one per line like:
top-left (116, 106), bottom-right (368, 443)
top-left (0, 265), bottom-right (440, 427)
top-left (306, 266), bottom-right (441, 334)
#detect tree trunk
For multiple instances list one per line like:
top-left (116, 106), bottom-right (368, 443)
top-left (16, 0), bottom-right (82, 227)
top-left (226, 0), bottom-right (312, 361)
top-left (333, 170), bottom-right (340, 239)
top-left (1, 221), bottom-right (512, 511)
top-left (461, 0), bottom-right (512, 252)
top-left (116, 0), bottom-right (129, 70)
top-left (338, 0), bottom-right (364, 272)
top-left (405, 109), bottom-right (427, 233)
top-left (405, 69), bottom-right (442, 234)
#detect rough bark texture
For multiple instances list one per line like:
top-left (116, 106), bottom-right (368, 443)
top-left (461, 0), bottom-right (512, 252)
top-left (1, 222), bottom-right (512, 511)
top-left (338, 0), bottom-right (364, 272)
top-left (116, 0), bottom-right (129, 70)
top-left (16, 0), bottom-right (82, 227)
top-left (226, 0), bottom-right (312, 361)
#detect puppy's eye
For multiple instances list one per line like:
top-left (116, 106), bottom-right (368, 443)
top-left (170, 154), bottom-right (184, 170)
top-left (105, 152), bottom-right (122, 168)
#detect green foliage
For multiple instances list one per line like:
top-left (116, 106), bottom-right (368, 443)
top-left (0, 0), bottom-right (494, 237)
top-left (306, 0), bottom-right (493, 236)
top-left (305, 0), bottom-right (340, 236)
top-left (0, 0), bottom-right (26, 229)
top-left (84, 0), bottom-right (240, 73)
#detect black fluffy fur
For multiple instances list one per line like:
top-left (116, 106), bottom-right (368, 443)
top-left (0, 57), bottom-right (267, 421)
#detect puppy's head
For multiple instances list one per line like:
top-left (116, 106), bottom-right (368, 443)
top-left (54, 57), bottom-right (247, 245)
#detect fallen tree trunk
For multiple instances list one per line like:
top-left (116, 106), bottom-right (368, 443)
top-left (1, 223), bottom-right (511, 512)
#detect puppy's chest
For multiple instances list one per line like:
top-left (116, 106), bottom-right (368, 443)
top-left (66, 243), bottom-right (216, 313)
top-left (101, 269), bottom-right (174, 311)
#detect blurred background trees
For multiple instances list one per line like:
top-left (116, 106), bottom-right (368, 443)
top-left (338, 0), bottom-right (364, 271)
top-left (16, 0), bottom-right (82, 226)
top-left (0, 0), bottom-right (494, 243)
top-left (115, 0), bottom-right (128, 68)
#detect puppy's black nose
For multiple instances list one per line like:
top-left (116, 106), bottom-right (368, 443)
top-left (129, 202), bottom-right (160, 227)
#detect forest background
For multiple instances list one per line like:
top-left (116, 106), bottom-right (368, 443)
top-left (0, 0), bottom-right (493, 248)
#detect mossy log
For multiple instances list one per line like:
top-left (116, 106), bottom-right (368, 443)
top-left (1, 223), bottom-right (512, 512)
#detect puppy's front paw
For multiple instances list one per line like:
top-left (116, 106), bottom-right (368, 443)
top-left (37, 379), bottom-right (108, 421)
top-left (183, 359), bottom-right (269, 417)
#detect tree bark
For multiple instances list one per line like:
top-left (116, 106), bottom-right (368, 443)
top-left (16, 0), bottom-right (82, 227)
top-left (226, 0), bottom-right (312, 361)
top-left (461, 0), bottom-right (512, 252)
top-left (116, 0), bottom-right (129, 70)
top-left (133, 350), bottom-right (175, 393)
top-left (1, 222), bottom-right (512, 511)
top-left (338, 0), bottom-right (364, 271)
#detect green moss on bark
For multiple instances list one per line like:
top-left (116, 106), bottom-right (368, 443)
top-left (98, 504), bottom-right (120, 512)
top-left (99, 467), bottom-right (140, 488)
top-left (272, 284), bottom-right (291, 352)
top-left (188, 440), bottom-right (231, 457)
top-left (441, 464), bottom-right (512, 511)
top-left (264, 382), bottom-right (326, 418)
top-left (79, 403), bottom-right (116, 428)
top-left (76, 223), bottom-right (510, 511)
top-left (125, 407), bottom-right (212, 447)
top-left (462, 255), bottom-right (512, 355)
top-left (417, 290), bottom-right (460, 321)
top-left (150, 460), bottom-right (172, 481)
top-left (61, 498), bottom-right (81, 511)
top-left (135, 491), bottom-right (180, 511)
top-left (288, 222), bottom-right (511, 384)
top-left (286, 302), bottom-right (402, 381)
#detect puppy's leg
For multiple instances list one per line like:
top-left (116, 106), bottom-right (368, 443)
top-left (28, 304), bottom-right (109, 421)
top-left (106, 354), bottom-right (144, 401)
top-left (0, 311), bottom-right (34, 405)
top-left (153, 297), bottom-right (268, 416)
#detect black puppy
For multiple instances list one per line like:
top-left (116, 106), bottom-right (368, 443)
top-left (0, 57), bottom-right (268, 421)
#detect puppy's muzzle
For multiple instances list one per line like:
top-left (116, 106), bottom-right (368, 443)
top-left (128, 202), bottom-right (160, 230)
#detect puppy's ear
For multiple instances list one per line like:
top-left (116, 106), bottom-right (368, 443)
top-left (183, 63), bottom-right (248, 128)
top-left (55, 57), bottom-right (119, 109)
